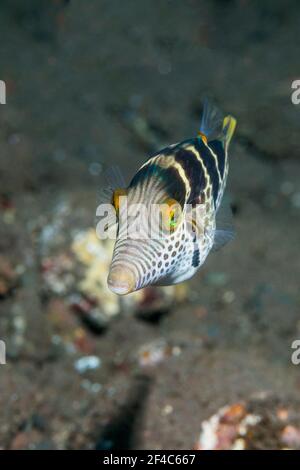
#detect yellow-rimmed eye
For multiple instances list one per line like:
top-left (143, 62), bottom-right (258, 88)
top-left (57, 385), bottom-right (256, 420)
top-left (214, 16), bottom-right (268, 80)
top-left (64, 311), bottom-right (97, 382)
top-left (112, 188), bottom-right (127, 215)
top-left (161, 198), bottom-right (182, 234)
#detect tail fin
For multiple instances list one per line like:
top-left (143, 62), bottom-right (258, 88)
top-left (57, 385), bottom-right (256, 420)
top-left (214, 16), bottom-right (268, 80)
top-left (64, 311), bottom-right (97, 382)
top-left (222, 115), bottom-right (237, 148)
top-left (198, 99), bottom-right (236, 147)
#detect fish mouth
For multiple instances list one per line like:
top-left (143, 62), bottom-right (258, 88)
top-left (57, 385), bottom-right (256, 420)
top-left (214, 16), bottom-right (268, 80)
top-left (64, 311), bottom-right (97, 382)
top-left (107, 266), bottom-right (136, 295)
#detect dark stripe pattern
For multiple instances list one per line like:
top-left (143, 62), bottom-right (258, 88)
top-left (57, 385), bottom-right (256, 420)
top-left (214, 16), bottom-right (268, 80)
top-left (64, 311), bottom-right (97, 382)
top-left (130, 136), bottom-right (225, 209)
top-left (195, 138), bottom-right (220, 206)
top-left (208, 139), bottom-right (226, 179)
top-left (174, 146), bottom-right (206, 204)
top-left (129, 161), bottom-right (187, 205)
top-left (129, 163), bottom-right (160, 188)
top-left (192, 247), bottom-right (200, 268)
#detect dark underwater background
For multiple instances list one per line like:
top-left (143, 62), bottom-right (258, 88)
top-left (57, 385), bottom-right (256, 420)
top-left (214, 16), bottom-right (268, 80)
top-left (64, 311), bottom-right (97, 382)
top-left (0, 0), bottom-right (300, 449)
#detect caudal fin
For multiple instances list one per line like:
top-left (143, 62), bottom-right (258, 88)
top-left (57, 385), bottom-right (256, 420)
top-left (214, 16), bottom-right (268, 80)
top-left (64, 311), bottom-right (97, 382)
top-left (222, 115), bottom-right (237, 148)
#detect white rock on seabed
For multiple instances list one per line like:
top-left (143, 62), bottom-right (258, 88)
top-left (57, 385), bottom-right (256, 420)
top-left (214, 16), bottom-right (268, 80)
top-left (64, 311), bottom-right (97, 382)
top-left (74, 355), bottom-right (102, 374)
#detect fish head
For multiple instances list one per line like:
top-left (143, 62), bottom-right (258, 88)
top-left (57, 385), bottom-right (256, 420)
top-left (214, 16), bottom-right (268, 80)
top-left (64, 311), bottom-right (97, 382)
top-left (107, 166), bottom-right (194, 294)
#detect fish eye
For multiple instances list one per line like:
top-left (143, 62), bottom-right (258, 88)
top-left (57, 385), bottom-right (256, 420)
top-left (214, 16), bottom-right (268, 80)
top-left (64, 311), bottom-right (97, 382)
top-left (112, 188), bottom-right (127, 216)
top-left (161, 198), bottom-right (182, 235)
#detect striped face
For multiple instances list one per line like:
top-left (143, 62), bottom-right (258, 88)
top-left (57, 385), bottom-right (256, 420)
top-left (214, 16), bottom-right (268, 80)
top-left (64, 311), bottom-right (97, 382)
top-left (107, 135), bottom-right (228, 295)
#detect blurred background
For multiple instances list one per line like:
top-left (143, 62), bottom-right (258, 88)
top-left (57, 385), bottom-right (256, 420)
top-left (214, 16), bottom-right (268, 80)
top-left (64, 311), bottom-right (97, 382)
top-left (0, 0), bottom-right (300, 450)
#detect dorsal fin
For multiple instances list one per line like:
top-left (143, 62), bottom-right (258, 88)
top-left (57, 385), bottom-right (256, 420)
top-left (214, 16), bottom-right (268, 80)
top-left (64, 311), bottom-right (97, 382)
top-left (198, 99), bottom-right (223, 142)
top-left (198, 99), bottom-right (237, 148)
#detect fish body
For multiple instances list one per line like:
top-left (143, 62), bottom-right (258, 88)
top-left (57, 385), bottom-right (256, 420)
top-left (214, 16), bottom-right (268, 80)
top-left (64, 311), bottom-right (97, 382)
top-left (107, 102), bottom-right (236, 295)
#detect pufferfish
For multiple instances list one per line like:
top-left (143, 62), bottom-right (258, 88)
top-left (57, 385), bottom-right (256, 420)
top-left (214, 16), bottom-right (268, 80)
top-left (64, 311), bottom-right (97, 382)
top-left (104, 101), bottom-right (236, 295)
